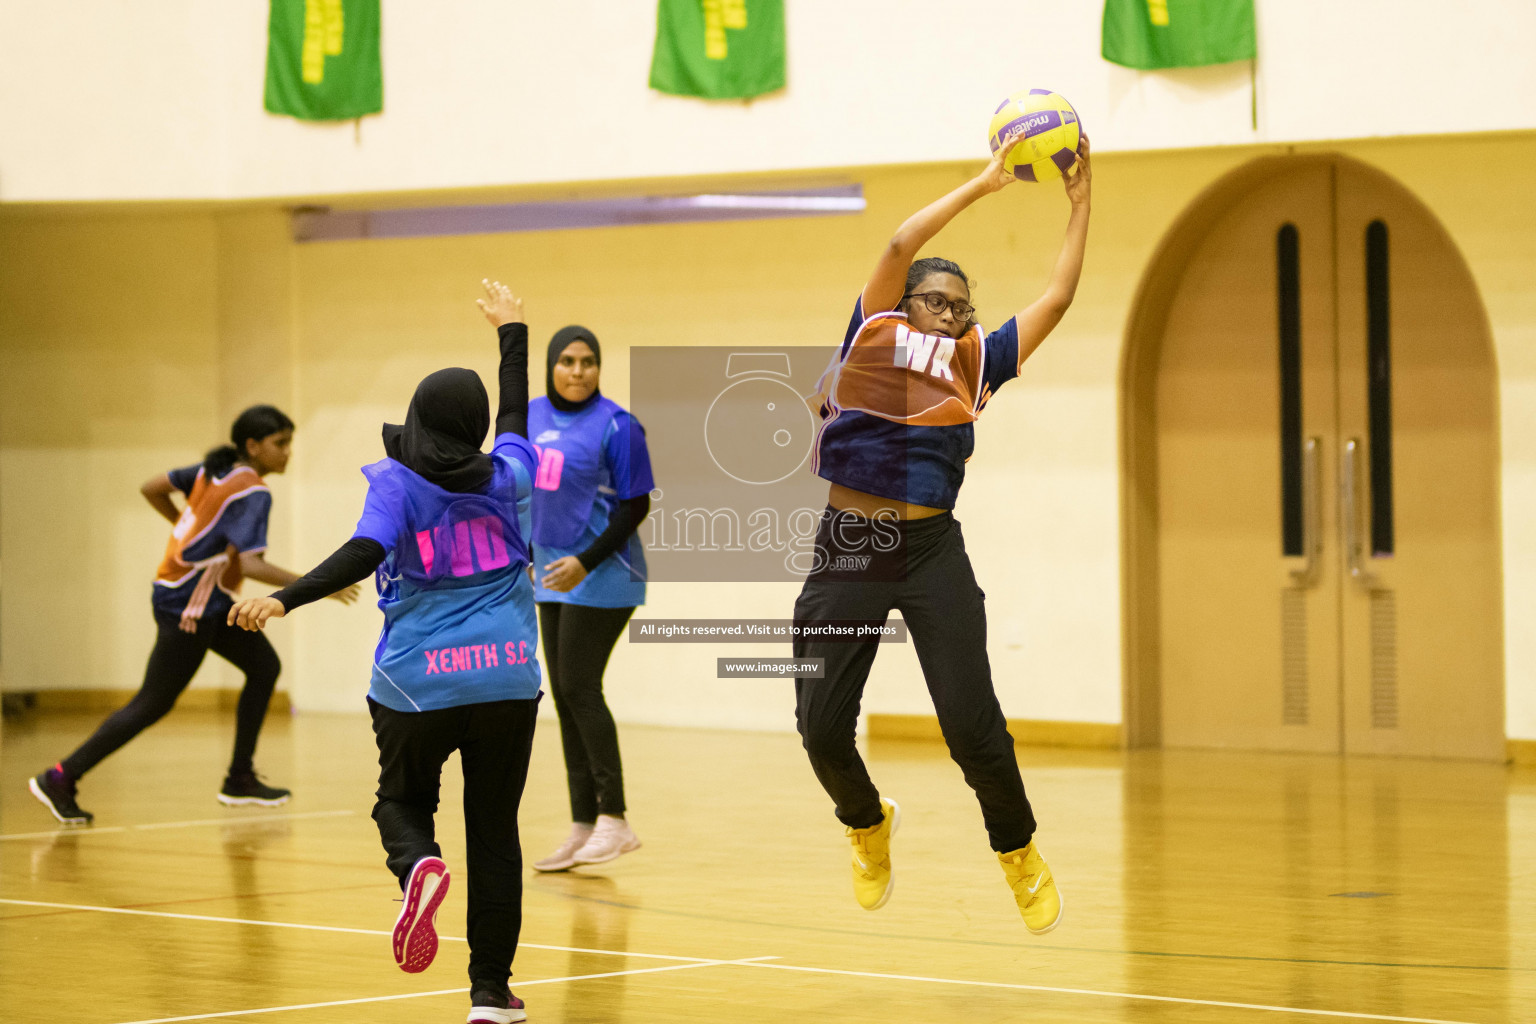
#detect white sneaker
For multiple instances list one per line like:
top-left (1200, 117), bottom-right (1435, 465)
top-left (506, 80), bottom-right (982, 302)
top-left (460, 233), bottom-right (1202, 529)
top-left (532, 822), bottom-right (594, 872)
top-left (570, 814), bottom-right (641, 865)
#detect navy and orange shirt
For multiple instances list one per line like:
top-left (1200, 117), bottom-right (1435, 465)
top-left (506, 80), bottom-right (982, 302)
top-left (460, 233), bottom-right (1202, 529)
top-left (811, 298), bottom-right (1021, 509)
top-left (152, 464), bottom-right (272, 624)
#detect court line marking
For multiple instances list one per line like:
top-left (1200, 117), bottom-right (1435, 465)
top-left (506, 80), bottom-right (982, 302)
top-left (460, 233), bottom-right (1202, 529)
top-left (535, 883), bottom-right (1521, 973)
top-left (0, 898), bottom-right (737, 962)
top-left (108, 957), bottom-right (779, 1024)
top-left (0, 899), bottom-right (1486, 1022)
top-left (0, 808), bottom-right (356, 841)
top-left (734, 961), bottom-right (1481, 1024)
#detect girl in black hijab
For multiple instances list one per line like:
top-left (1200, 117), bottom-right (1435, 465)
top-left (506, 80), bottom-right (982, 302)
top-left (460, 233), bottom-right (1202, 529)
top-left (526, 325), bottom-right (656, 871)
top-left (230, 279), bottom-right (541, 1024)
top-left (382, 367), bottom-right (497, 492)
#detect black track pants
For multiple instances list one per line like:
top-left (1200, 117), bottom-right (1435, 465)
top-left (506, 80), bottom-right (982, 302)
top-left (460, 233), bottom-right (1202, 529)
top-left (537, 602), bottom-right (634, 822)
top-left (62, 611), bottom-right (281, 779)
top-left (792, 509), bottom-right (1037, 853)
top-left (369, 695), bottom-right (540, 993)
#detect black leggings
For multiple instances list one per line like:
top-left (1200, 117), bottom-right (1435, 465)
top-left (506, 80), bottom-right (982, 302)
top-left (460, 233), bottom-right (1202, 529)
top-left (369, 696), bottom-right (539, 994)
top-left (792, 509), bottom-right (1036, 853)
top-left (62, 611), bottom-right (281, 780)
top-left (537, 602), bottom-right (634, 822)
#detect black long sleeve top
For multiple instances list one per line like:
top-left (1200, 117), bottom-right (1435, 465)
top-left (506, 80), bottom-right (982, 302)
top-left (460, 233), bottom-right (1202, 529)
top-left (272, 321), bottom-right (530, 612)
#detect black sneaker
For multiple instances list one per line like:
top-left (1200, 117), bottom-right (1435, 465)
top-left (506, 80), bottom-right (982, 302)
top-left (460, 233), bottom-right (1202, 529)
top-left (467, 990), bottom-right (526, 1024)
top-left (28, 766), bottom-right (93, 826)
top-left (218, 770), bottom-right (291, 807)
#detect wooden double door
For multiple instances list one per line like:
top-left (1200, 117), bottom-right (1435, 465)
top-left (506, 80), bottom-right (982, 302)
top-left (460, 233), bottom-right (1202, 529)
top-left (1151, 158), bottom-right (1502, 759)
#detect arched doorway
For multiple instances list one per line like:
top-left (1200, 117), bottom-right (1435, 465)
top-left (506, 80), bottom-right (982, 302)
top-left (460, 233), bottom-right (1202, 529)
top-left (1121, 155), bottom-right (1504, 759)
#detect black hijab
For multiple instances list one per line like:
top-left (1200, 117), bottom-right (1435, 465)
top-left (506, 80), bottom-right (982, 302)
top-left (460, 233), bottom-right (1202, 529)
top-left (547, 325), bottom-right (602, 413)
top-left (382, 367), bottom-right (494, 492)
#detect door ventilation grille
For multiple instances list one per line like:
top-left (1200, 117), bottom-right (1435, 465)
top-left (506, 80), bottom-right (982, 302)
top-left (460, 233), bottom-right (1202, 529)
top-left (1281, 589), bottom-right (1308, 726)
top-left (1370, 591), bottom-right (1399, 729)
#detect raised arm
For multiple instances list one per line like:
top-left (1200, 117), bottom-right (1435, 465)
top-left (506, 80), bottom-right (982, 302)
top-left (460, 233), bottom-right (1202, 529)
top-left (862, 137), bottom-right (1020, 314)
top-left (477, 279), bottom-right (529, 439)
top-left (1011, 136), bottom-right (1092, 369)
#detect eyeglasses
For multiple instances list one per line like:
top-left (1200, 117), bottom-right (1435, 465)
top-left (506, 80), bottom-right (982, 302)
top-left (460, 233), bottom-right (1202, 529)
top-left (903, 292), bottom-right (975, 322)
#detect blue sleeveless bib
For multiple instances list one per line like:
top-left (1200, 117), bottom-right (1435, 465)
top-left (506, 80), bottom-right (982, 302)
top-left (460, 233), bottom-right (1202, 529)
top-left (528, 395), bottom-right (626, 548)
top-left (360, 451), bottom-right (541, 712)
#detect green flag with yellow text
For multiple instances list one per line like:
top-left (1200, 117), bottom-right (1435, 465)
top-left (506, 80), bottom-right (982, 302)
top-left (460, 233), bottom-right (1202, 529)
top-left (1102, 0), bottom-right (1255, 70)
top-left (264, 0), bottom-right (382, 121)
top-left (650, 0), bottom-right (786, 101)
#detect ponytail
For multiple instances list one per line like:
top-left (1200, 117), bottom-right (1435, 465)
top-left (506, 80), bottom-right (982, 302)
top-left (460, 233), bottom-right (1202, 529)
top-left (204, 405), bottom-right (295, 476)
top-left (202, 444), bottom-right (242, 477)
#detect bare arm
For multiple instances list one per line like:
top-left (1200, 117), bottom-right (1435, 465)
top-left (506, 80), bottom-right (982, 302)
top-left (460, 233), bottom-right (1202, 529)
top-left (239, 550), bottom-right (361, 603)
top-left (861, 141), bottom-right (1019, 314)
top-left (140, 473), bottom-right (182, 526)
top-left (239, 551), bottom-right (301, 589)
top-left (1013, 136), bottom-right (1093, 369)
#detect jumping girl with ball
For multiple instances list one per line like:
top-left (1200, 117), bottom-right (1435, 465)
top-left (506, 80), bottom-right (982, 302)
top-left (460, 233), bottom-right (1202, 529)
top-left (794, 131), bottom-right (1092, 933)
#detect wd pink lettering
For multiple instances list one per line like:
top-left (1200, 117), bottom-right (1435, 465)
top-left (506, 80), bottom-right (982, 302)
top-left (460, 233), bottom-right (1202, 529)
top-left (426, 650), bottom-right (440, 674)
top-left (534, 446), bottom-right (565, 491)
top-left (470, 518), bottom-right (511, 570)
top-left (505, 641), bottom-right (517, 663)
top-left (485, 643), bottom-right (499, 667)
top-left (518, 640), bottom-right (529, 664)
top-left (450, 521), bottom-right (475, 577)
top-left (419, 516), bottom-right (517, 579)
top-left (471, 646), bottom-right (484, 670)
top-left (451, 648), bottom-right (467, 672)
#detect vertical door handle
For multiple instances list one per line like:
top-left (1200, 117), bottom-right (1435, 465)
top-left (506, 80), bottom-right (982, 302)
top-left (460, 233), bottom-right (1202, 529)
top-left (1340, 438), bottom-right (1378, 587)
top-left (1290, 436), bottom-right (1321, 586)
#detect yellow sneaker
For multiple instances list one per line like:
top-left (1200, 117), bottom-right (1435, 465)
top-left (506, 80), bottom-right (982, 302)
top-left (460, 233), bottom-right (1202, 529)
top-left (847, 798), bottom-right (899, 910)
top-left (999, 841), bottom-right (1063, 934)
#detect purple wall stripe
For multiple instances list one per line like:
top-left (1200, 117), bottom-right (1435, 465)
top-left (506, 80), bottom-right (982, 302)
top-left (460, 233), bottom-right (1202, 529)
top-left (292, 186), bottom-right (867, 242)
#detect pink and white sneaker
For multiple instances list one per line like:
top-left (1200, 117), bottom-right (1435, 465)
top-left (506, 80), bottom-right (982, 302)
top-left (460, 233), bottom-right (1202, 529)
top-left (393, 856), bottom-right (450, 973)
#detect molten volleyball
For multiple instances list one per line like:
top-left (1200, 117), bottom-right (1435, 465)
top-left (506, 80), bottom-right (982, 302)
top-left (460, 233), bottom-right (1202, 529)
top-left (987, 90), bottom-right (1082, 183)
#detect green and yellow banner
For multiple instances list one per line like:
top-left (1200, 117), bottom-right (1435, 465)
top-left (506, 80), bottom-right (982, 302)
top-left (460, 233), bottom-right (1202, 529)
top-left (650, 0), bottom-right (786, 101)
top-left (264, 0), bottom-right (382, 121)
top-left (1102, 0), bottom-right (1255, 70)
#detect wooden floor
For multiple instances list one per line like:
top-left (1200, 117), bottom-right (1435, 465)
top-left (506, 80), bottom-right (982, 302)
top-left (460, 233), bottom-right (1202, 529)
top-left (2, 710), bottom-right (1532, 1023)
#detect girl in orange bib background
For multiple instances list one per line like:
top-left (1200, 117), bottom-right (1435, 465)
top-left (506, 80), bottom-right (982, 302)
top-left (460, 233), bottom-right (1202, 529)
top-left (27, 405), bottom-right (359, 825)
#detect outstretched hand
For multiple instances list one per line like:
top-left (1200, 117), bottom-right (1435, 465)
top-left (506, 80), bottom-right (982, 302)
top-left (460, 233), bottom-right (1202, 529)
top-left (1063, 135), bottom-right (1092, 207)
top-left (228, 596), bottom-right (286, 631)
top-left (477, 279), bottom-right (525, 328)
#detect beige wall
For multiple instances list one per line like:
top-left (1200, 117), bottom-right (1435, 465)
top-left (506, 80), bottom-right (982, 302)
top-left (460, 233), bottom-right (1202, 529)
top-left (5, 131), bottom-right (1535, 739)
top-left (3, 2), bottom-right (1535, 201)
top-left (0, 213), bottom-right (223, 691)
